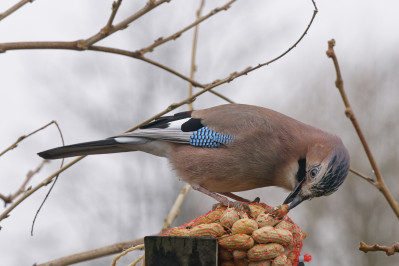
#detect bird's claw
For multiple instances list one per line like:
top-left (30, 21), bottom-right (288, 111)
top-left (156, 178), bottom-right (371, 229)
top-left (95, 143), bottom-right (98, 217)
top-left (212, 201), bottom-right (251, 212)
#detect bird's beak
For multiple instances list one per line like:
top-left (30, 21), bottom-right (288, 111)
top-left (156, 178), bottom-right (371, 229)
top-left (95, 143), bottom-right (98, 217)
top-left (283, 179), bottom-right (308, 209)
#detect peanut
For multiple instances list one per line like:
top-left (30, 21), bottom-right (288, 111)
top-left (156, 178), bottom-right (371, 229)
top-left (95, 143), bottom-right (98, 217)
top-left (247, 243), bottom-right (284, 261)
top-left (249, 204), bottom-right (266, 218)
top-left (248, 261), bottom-right (271, 266)
top-left (271, 255), bottom-right (291, 266)
top-left (221, 261), bottom-right (236, 266)
top-left (232, 218), bottom-right (258, 235)
top-left (256, 213), bottom-right (280, 227)
top-left (270, 204), bottom-right (289, 219)
top-left (220, 208), bottom-right (240, 228)
top-left (189, 223), bottom-right (225, 237)
top-left (233, 249), bottom-right (247, 260)
top-left (274, 220), bottom-right (293, 231)
top-left (188, 207), bottom-right (225, 227)
top-left (234, 259), bottom-right (249, 266)
top-left (252, 226), bottom-right (293, 245)
top-left (165, 227), bottom-right (190, 236)
top-left (220, 248), bottom-right (233, 261)
top-left (218, 233), bottom-right (255, 250)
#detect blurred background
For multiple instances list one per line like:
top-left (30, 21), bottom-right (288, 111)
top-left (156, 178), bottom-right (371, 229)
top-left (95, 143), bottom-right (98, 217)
top-left (1, 0), bottom-right (399, 265)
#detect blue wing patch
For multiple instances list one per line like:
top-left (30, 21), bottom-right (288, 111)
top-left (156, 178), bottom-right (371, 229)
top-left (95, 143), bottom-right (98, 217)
top-left (189, 127), bottom-right (234, 147)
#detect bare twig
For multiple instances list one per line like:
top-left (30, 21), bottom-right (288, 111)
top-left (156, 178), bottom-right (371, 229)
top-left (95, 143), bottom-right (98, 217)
top-left (349, 168), bottom-right (375, 185)
top-left (187, 0), bottom-right (205, 110)
top-left (0, 0), bottom-right (34, 21)
top-left (36, 236), bottom-right (153, 266)
top-left (162, 184), bottom-right (191, 232)
top-left (83, 0), bottom-right (171, 47)
top-left (359, 241), bottom-right (399, 256)
top-left (326, 39), bottom-right (399, 219)
top-left (0, 156), bottom-right (84, 223)
top-left (89, 46), bottom-right (205, 88)
top-left (0, 120), bottom-right (59, 157)
top-left (139, 0), bottom-right (236, 54)
top-left (0, 160), bottom-right (48, 206)
top-left (36, 183), bottom-right (189, 265)
top-left (105, 0), bottom-right (123, 31)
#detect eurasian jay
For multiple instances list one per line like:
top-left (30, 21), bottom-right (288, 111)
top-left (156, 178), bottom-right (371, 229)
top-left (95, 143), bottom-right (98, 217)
top-left (38, 104), bottom-right (350, 209)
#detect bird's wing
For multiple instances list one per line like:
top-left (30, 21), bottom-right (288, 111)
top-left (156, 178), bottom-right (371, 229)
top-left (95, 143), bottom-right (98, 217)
top-left (115, 110), bottom-right (235, 147)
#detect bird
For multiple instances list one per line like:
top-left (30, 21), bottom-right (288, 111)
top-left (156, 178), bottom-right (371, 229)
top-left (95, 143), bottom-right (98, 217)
top-left (38, 104), bottom-right (350, 209)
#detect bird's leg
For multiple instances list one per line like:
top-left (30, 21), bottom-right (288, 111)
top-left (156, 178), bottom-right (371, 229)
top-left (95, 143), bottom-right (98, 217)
top-left (219, 192), bottom-right (261, 203)
top-left (192, 185), bottom-right (250, 211)
top-left (219, 192), bottom-right (250, 202)
top-left (193, 185), bottom-right (230, 206)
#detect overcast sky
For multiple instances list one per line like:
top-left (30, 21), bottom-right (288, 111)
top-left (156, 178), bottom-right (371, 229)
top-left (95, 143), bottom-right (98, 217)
top-left (1, 0), bottom-right (399, 265)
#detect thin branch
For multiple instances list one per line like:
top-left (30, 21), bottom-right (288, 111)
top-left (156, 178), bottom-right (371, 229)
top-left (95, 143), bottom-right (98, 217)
top-left (139, 0), bottom-right (236, 54)
top-left (349, 168), bottom-right (375, 185)
top-left (359, 241), bottom-right (399, 256)
top-left (162, 184), bottom-right (191, 232)
top-left (83, 0), bottom-right (171, 47)
top-left (0, 120), bottom-right (58, 157)
top-left (0, 156), bottom-right (84, 223)
top-left (89, 46), bottom-right (205, 88)
top-left (0, 160), bottom-right (48, 206)
top-left (36, 182), bottom-right (189, 265)
top-left (326, 39), bottom-right (399, 219)
top-left (105, 0), bottom-right (123, 31)
top-left (36, 236), bottom-right (152, 266)
top-left (0, 0), bottom-right (34, 21)
top-left (187, 0), bottom-right (205, 110)
top-left (216, 0), bottom-right (317, 83)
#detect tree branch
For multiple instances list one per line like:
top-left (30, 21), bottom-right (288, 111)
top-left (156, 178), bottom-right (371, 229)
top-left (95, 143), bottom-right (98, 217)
top-left (0, 160), bottom-right (48, 206)
top-left (0, 0), bottom-right (35, 21)
top-left (83, 0), bottom-right (171, 47)
top-left (0, 120), bottom-right (60, 157)
top-left (36, 236), bottom-right (151, 266)
top-left (349, 168), bottom-right (375, 185)
top-left (105, 0), bottom-right (123, 31)
top-left (326, 39), bottom-right (399, 219)
top-left (139, 0), bottom-right (236, 55)
top-left (359, 241), bottom-right (399, 256)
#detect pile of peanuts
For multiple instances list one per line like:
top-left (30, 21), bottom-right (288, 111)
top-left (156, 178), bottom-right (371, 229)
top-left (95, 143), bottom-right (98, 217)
top-left (164, 203), bottom-right (305, 266)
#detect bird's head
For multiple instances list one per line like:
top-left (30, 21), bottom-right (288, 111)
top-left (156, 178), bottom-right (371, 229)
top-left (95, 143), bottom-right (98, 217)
top-left (284, 139), bottom-right (350, 209)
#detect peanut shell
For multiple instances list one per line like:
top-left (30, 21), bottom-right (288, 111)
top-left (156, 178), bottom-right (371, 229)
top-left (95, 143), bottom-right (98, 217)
top-left (165, 227), bottom-right (190, 236)
top-left (247, 243), bottom-right (284, 261)
top-left (218, 233), bottom-right (255, 250)
top-left (220, 208), bottom-right (240, 228)
top-left (248, 261), bottom-right (271, 266)
top-left (220, 248), bottom-right (234, 260)
top-left (249, 204), bottom-right (266, 218)
top-left (234, 259), bottom-right (249, 266)
top-left (189, 223), bottom-right (225, 237)
top-left (232, 249), bottom-right (247, 260)
top-left (271, 255), bottom-right (291, 266)
top-left (252, 226), bottom-right (293, 245)
top-left (256, 213), bottom-right (280, 227)
top-left (232, 218), bottom-right (258, 235)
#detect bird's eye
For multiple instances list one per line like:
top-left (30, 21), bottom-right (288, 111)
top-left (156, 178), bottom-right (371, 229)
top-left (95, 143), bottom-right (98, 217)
top-left (310, 168), bottom-right (319, 178)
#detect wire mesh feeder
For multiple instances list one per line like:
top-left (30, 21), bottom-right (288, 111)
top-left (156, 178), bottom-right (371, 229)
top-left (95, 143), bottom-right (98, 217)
top-left (163, 203), bottom-right (306, 266)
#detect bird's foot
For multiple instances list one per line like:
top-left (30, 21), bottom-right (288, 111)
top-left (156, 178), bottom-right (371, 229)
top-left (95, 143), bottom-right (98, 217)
top-left (212, 201), bottom-right (250, 212)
